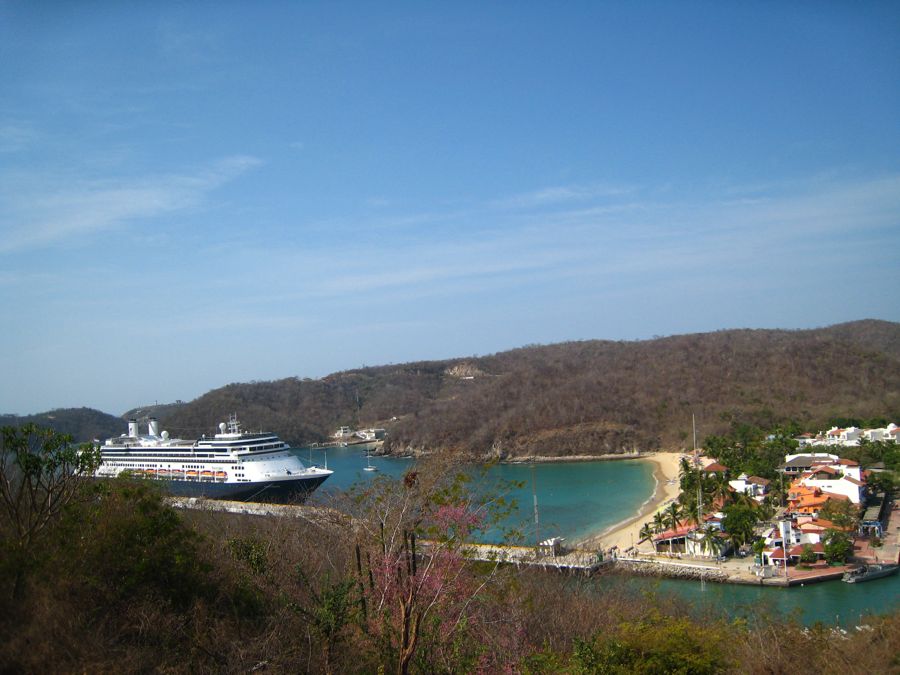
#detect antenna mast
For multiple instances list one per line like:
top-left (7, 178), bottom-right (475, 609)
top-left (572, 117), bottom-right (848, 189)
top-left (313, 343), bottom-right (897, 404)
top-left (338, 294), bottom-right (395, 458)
top-left (694, 413), bottom-right (706, 592)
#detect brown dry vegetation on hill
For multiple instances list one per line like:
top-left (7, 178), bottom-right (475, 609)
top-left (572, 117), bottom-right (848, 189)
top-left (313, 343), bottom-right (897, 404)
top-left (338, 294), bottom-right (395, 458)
top-left (153, 320), bottom-right (900, 458)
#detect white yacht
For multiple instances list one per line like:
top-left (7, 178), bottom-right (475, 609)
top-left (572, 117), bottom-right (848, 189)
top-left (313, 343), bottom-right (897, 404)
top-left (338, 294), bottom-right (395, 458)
top-left (95, 415), bottom-right (332, 503)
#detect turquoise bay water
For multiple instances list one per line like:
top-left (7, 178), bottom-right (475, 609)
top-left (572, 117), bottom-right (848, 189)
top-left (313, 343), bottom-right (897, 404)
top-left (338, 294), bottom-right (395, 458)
top-left (620, 573), bottom-right (900, 626)
top-left (299, 446), bottom-right (899, 625)
top-left (303, 446), bottom-right (655, 544)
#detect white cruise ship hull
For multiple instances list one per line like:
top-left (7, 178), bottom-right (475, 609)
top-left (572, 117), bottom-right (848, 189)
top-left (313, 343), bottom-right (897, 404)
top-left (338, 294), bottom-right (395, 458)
top-left (95, 416), bottom-right (333, 504)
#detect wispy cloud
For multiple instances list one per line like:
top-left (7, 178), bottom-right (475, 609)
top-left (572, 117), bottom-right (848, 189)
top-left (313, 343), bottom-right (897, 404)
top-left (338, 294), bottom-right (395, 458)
top-left (157, 18), bottom-right (226, 65)
top-left (492, 182), bottom-right (635, 209)
top-left (0, 122), bottom-right (39, 153)
top-left (179, 171), bottom-right (900, 314)
top-left (0, 155), bottom-right (262, 253)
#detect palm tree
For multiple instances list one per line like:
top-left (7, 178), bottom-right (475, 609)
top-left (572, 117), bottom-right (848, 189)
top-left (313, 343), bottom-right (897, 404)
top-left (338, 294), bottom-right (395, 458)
top-left (652, 511), bottom-right (666, 553)
top-left (664, 502), bottom-right (683, 554)
top-left (652, 511), bottom-right (666, 534)
top-left (679, 457), bottom-right (698, 493)
top-left (709, 473), bottom-right (732, 508)
top-left (666, 502), bottom-right (682, 531)
top-left (639, 523), bottom-right (653, 544)
top-left (698, 525), bottom-right (720, 557)
top-left (681, 494), bottom-right (701, 528)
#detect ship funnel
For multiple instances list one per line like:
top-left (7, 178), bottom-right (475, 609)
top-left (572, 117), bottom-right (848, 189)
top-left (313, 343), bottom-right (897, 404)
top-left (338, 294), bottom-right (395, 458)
top-left (148, 418), bottom-right (160, 437)
top-left (128, 419), bottom-right (139, 437)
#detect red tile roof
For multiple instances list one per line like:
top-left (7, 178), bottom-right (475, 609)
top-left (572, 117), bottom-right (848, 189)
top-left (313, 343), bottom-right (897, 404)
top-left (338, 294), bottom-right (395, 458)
top-left (654, 523), bottom-right (698, 541)
top-left (788, 543), bottom-right (824, 556)
top-left (703, 462), bottom-right (728, 472)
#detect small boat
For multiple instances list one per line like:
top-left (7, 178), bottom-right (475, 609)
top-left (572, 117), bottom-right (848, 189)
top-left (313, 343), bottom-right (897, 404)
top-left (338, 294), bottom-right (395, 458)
top-left (363, 449), bottom-right (378, 472)
top-left (842, 564), bottom-right (899, 583)
top-left (186, 470), bottom-right (198, 479)
top-left (214, 470), bottom-right (227, 481)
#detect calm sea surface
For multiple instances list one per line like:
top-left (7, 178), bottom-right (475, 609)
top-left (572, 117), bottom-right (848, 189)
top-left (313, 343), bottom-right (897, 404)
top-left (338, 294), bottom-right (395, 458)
top-left (299, 446), bottom-right (899, 625)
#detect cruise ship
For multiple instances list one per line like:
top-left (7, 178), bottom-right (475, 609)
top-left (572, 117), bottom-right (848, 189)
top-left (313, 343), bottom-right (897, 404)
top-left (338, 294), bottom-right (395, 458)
top-left (95, 415), bottom-right (333, 503)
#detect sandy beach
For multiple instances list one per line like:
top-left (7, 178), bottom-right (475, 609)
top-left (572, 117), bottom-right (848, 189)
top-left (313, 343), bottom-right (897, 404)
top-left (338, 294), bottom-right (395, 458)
top-left (577, 451), bottom-right (683, 553)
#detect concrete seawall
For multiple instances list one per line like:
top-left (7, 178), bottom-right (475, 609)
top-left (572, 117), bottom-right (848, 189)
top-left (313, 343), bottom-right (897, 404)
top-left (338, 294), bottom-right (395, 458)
top-left (615, 558), bottom-right (729, 582)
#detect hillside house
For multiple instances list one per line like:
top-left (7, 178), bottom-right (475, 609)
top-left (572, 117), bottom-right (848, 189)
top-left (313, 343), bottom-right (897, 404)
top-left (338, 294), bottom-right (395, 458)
top-left (798, 468), bottom-right (864, 504)
top-left (702, 461), bottom-right (729, 475)
top-left (728, 473), bottom-right (770, 501)
top-left (780, 453), bottom-right (839, 475)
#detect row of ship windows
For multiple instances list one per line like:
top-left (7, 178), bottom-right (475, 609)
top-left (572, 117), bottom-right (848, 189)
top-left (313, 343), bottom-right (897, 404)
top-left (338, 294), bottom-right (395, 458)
top-left (114, 463), bottom-right (240, 469)
top-left (113, 463), bottom-right (246, 479)
top-left (104, 446), bottom-right (280, 456)
top-left (217, 445), bottom-right (281, 452)
top-left (106, 457), bottom-right (240, 464)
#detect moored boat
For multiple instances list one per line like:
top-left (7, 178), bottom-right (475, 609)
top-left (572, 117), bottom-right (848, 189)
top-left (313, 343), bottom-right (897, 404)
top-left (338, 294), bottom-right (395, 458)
top-left (842, 563), bottom-right (899, 583)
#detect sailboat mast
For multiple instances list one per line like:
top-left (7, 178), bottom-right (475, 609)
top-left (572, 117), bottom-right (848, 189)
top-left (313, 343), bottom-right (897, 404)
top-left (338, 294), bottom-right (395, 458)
top-left (532, 463), bottom-right (540, 553)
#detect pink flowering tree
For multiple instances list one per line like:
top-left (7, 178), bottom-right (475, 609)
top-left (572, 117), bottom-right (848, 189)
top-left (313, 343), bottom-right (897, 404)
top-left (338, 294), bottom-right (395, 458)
top-left (349, 462), bottom-right (520, 674)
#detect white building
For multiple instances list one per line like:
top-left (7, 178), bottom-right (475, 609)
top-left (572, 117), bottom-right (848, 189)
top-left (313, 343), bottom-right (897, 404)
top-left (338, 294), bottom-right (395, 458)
top-left (728, 474), bottom-right (770, 501)
top-left (798, 466), bottom-right (864, 504)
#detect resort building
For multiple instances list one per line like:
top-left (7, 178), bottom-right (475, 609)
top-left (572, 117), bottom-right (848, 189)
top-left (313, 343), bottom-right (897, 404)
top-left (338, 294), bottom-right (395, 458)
top-left (796, 467), bottom-right (865, 504)
top-left (728, 473), bottom-right (770, 501)
top-left (780, 453), bottom-right (839, 475)
top-left (652, 522), bottom-right (729, 558)
top-left (792, 422), bottom-right (898, 448)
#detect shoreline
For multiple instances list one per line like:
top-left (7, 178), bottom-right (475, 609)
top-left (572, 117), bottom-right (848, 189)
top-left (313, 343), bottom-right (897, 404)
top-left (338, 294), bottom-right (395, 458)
top-left (499, 452), bottom-right (644, 464)
top-left (577, 451), bottom-right (683, 553)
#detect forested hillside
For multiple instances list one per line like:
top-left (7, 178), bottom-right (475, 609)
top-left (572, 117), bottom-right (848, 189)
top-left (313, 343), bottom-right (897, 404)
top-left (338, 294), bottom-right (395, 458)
top-left (0, 408), bottom-right (122, 443)
top-left (156, 320), bottom-right (900, 458)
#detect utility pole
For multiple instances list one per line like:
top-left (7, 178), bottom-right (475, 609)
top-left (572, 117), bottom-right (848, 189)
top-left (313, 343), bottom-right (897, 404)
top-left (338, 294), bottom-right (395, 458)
top-left (531, 463), bottom-right (540, 557)
top-left (693, 412), bottom-right (707, 591)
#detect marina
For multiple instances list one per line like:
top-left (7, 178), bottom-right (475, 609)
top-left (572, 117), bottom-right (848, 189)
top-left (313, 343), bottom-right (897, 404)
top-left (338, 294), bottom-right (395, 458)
top-left (245, 445), bottom-right (900, 625)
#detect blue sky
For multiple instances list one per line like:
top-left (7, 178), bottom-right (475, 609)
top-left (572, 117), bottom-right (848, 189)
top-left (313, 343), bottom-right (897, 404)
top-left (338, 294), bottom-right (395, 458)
top-left (2, 2), bottom-right (899, 415)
